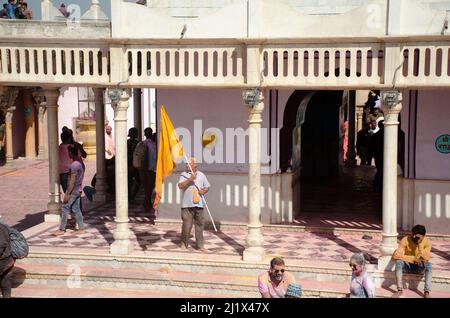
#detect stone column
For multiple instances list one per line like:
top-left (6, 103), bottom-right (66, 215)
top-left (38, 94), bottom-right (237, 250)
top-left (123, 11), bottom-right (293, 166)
top-left (356, 90), bottom-right (369, 133)
top-left (133, 88), bottom-right (142, 137)
top-left (94, 88), bottom-right (107, 202)
top-left (32, 89), bottom-right (47, 160)
top-left (357, 107), bottom-right (364, 132)
top-left (43, 110), bottom-right (49, 159)
top-left (379, 92), bottom-right (402, 270)
top-left (243, 89), bottom-right (266, 262)
top-left (44, 88), bottom-right (61, 222)
top-left (4, 107), bottom-right (16, 169)
top-left (23, 89), bottom-right (37, 160)
top-left (4, 88), bottom-right (19, 169)
top-left (346, 91), bottom-right (357, 166)
top-left (110, 89), bottom-right (134, 255)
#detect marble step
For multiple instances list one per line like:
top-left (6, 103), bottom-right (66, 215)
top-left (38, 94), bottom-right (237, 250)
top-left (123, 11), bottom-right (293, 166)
top-left (17, 250), bottom-right (450, 293)
top-left (12, 263), bottom-right (450, 298)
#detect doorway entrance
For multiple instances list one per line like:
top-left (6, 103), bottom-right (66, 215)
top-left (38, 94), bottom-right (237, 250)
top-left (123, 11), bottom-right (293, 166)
top-left (281, 90), bottom-right (383, 230)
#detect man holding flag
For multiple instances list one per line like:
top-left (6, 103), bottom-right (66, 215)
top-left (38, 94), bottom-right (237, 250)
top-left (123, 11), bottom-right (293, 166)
top-left (153, 106), bottom-right (213, 253)
top-left (178, 158), bottom-right (210, 252)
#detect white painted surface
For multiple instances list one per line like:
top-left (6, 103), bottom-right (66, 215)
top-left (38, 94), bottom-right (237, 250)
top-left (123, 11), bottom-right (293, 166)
top-left (158, 172), bottom-right (293, 224)
top-left (416, 90), bottom-right (450, 180)
top-left (157, 88), bottom-right (272, 173)
top-left (399, 178), bottom-right (450, 235)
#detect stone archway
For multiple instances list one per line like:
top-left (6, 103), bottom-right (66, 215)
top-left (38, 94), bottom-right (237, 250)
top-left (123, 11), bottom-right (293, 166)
top-left (279, 90), bottom-right (314, 172)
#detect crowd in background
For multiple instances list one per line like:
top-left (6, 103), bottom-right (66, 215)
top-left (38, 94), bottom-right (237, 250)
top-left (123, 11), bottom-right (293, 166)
top-left (0, 0), bottom-right (32, 19)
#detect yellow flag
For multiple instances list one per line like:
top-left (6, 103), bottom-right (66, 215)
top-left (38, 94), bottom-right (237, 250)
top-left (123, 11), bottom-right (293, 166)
top-left (153, 106), bottom-right (184, 208)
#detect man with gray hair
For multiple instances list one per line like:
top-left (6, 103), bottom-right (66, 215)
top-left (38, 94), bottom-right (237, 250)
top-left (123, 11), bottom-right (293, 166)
top-left (178, 157), bottom-right (210, 252)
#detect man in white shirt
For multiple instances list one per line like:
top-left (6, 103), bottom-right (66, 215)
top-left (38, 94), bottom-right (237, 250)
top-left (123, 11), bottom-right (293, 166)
top-left (178, 158), bottom-right (210, 252)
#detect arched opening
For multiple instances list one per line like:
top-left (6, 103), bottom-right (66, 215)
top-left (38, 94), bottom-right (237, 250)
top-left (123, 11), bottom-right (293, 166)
top-left (283, 89), bottom-right (383, 230)
top-left (280, 90), bottom-right (313, 172)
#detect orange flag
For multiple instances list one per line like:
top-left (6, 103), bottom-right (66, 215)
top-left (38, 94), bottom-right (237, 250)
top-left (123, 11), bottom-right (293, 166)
top-left (153, 106), bottom-right (184, 208)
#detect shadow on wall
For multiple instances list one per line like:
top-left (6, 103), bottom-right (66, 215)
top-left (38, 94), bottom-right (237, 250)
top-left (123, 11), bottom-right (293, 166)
top-left (158, 173), bottom-right (293, 224)
top-left (410, 180), bottom-right (450, 235)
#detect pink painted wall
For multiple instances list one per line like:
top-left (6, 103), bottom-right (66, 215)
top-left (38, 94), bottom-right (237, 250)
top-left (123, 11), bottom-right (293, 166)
top-left (416, 90), bottom-right (450, 180)
top-left (157, 88), bottom-right (271, 173)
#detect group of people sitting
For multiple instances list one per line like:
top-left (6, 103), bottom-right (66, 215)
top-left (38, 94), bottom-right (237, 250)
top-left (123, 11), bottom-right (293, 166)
top-left (259, 225), bottom-right (432, 298)
top-left (0, 0), bottom-right (32, 19)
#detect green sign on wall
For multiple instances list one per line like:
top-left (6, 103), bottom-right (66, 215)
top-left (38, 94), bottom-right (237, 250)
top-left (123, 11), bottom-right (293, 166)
top-left (435, 135), bottom-right (450, 154)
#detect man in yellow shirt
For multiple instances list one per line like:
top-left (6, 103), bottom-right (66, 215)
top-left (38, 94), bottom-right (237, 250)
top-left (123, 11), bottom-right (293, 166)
top-left (392, 225), bottom-right (432, 298)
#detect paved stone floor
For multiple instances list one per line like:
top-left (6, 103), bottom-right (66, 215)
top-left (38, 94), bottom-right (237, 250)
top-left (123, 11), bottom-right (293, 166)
top-left (0, 159), bottom-right (96, 231)
top-left (296, 165), bottom-right (383, 230)
top-left (3, 159), bottom-right (450, 272)
top-left (24, 207), bottom-right (450, 272)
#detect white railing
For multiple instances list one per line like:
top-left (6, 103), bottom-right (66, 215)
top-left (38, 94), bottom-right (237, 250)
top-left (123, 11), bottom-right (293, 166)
top-left (262, 44), bottom-right (384, 88)
top-left (2, 38), bottom-right (450, 89)
top-left (0, 44), bottom-right (110, 86)
top-left (399, 43), bottom-right (450, 87)
top-left (125, 45), bottom-right (245, 87)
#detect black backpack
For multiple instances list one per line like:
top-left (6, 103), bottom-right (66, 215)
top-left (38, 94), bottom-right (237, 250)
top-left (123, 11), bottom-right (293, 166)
top-left (0, 223), bottom-right (29, 260)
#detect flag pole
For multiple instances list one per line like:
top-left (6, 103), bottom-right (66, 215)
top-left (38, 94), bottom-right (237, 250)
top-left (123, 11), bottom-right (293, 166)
top-left (184, 155), bottom-right (218, 232)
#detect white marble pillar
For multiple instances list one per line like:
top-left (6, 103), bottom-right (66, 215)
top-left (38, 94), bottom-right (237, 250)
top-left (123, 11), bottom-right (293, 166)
top-left (94, 88), bottom-right (107, 202)
top-left (379, 92), bottom-right (402, 270)
top-left (4, 107), bottom-right (15, 169)
top-left (110, 89), bottom-right (134, 255)
top-left (4, 88), bottom-right (19, 169)
top-left (44, 88), bottom-right (61, 222)
top-left (357, 107), bottom-right (364, 133)
top-left (243, 89), bottom-right (266, 262)
top-left (32, 89), bottom-right (47, 161)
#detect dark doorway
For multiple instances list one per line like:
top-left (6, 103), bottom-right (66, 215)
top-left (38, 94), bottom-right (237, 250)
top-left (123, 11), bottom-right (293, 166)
top-left (283, 90), bottom-right (382, 231)
top-left (301, 91), bottom-right (342, 179)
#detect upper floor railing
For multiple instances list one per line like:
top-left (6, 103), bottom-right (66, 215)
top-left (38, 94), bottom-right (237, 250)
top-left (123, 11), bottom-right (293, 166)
top-left (2, 36), bottom-right (450, 89)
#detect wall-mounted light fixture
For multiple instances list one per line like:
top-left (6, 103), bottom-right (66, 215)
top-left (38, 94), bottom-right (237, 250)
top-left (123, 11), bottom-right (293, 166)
top-left (381, 90), bottom-right (400, 108)
top-left (242, 88), bottom-right (261, 107)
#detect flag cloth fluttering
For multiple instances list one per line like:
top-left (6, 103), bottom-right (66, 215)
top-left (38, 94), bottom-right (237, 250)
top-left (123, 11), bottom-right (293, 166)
top-left (153, 106), bottom-right (184, 208)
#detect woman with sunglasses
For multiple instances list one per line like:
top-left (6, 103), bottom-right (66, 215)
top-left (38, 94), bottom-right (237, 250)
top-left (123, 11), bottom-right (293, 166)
top-left (348, 253), bottom-right (376, 298)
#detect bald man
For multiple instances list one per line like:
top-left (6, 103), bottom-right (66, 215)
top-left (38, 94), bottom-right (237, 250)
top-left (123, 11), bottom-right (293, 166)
top-left (178, 158), bottom-right (210, 252)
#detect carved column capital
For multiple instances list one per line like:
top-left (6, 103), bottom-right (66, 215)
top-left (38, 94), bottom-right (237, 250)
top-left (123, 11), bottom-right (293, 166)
top-left (4, 107), bottom-right (16, 124)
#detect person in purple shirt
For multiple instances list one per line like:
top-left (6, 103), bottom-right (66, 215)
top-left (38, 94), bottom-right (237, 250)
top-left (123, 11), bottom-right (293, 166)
top-left (53, 145), bottom-right (85, 236)
top-left (1, 4), bottom-right (8, 18)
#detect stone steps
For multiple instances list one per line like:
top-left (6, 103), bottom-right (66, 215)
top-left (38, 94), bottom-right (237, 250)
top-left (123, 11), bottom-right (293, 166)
top-left (19, 250), bottom-right (450, 291)
top-left (14, 263), bottom-right (450, 298)
top-left (13, 285), bottom-right (235, 298)
top-left (13, 252), bottom-right (450, 298)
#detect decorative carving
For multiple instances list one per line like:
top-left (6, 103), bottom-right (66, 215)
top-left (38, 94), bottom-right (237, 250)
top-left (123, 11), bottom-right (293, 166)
top-left (5, 107), bottom-right (16, 124)
top-left (0, 87), bottom-right (19, 111)
top-left (32, 89), bottom-right (47, 121)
